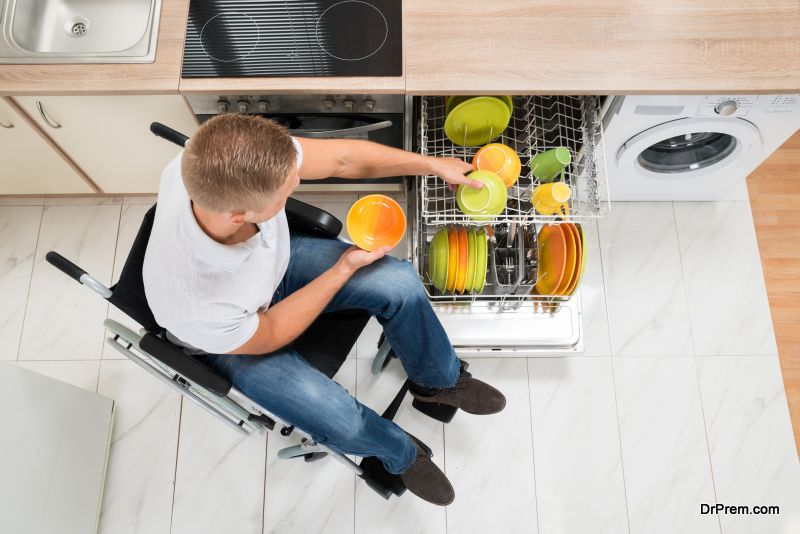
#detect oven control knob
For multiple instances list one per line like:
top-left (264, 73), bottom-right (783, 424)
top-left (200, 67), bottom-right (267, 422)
top-left (714, 100), bottom-right (738, 116)
top-left (216, 99), bottom-right (229, 113)
top-left (323, 98), bottom-right (336, 111)
top-left (343, 99), bottom-right (356, 112)
top-left (256, 100), bottom-right (269, 113)
top-left (237, 100), bottom-right (250, 113)
top-left (363, 98), bottom-right (376, 112)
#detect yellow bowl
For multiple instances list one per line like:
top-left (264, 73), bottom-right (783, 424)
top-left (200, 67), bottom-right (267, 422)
top-left (346, 195), bottom-right (406, 252)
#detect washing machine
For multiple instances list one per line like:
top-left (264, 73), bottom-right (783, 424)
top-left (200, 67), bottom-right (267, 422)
top-left (602, 95), bottom-right (800, 201)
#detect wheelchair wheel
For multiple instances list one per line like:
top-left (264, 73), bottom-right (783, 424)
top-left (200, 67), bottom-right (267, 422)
top-left (371, 333), bottom-right (396, 376)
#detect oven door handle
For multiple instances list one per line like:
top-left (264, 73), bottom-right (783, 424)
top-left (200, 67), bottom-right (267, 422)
top-left (288, 120), bottom-right (393, 139)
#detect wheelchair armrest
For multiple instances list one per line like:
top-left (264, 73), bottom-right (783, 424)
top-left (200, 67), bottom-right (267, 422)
top-left (286, 197), bottom-right (342, 239)
top-left (139, 333), bottom-right (232, 397)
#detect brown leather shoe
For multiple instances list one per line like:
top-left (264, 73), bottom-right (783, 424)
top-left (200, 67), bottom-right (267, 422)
top-left (409, 368), bottom-right (506, 415)
top-left (399, 433), bottom-right (455, 506)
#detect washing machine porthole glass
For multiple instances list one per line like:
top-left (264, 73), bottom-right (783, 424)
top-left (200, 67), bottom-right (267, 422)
top-left (637, 132), bottom-right (738, 174)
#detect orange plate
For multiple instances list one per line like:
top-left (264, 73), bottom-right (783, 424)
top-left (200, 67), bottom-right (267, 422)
top-left (346, 194), bottom-right (406, 252)
top-left (455, 226), bottom-right (469, 293)
top-left (534, 224), bottom-right (567, 295)
top-left (446, 226), bottom-right (459, 292)
top-left (563, 223), bottom-right (583, 295)
top-left (555, 223), bottom-right (578, 295)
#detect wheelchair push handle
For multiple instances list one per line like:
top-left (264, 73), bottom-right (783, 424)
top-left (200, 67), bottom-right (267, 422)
top-left (150, 122), bottom-right (188, 148)
top-left (46, 251), bottom-right (86, 282)
top-left (46, 251), bottom-right (112, 298)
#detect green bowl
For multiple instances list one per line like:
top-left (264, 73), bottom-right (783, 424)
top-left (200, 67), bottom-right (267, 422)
top-left (456, 170), bottom-right (508, 220)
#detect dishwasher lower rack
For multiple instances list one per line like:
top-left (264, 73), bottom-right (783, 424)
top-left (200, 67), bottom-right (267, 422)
top-left (418, 95), bottom-right (609, 225)
top-left (410, 220), bottom-right (584, 355)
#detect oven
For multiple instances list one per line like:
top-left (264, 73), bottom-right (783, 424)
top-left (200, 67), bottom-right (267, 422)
top-left (185, 93), bottom-right (410, 192)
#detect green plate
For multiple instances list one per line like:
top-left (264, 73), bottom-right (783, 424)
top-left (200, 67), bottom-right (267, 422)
top-left (428, 227), bottom-right (449, 291)
top-left (464, 228), bottom-right (477, 293)
top-left (456, 170), bottom-right (508, 221)
top-left (444, 96), bottom-right (512, 147)
top-left (446, 95), bottom-right (513, 117)
top-left (474, 228), bottom-right (489, 293)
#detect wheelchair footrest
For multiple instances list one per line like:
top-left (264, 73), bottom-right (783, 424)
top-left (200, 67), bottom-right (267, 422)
top-left (358, 456), bottom-right (406, 500)
top-left (411, 398), bottom-right (459, 423)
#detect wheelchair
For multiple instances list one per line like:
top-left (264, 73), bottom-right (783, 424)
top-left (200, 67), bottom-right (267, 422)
top-left (45, 122), bottom-right (465, 500)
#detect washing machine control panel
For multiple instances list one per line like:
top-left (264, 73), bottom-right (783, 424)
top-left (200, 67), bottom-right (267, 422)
top-left (698, 96), bottom-right (757, 117)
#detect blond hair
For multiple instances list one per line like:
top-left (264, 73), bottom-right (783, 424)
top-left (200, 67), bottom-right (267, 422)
top-left (181, 114), bottom-right (296, 212)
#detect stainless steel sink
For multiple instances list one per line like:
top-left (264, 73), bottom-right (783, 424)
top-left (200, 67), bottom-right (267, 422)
top-left (0, 0), bottom-right (162, 63)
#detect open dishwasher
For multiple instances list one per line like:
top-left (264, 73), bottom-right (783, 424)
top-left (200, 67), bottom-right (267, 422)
top-left (405, 95), bottom-right (610, 355)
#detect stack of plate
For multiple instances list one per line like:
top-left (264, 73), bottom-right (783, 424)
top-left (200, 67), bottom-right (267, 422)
top-left (444, 95), bottom-right (513, 146)
top-left (427, 225), bottom-right (489, 295)
top-left (533, 222), bottom-right (586, 296)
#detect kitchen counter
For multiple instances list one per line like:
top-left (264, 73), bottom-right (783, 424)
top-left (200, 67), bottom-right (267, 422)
top-left (1, 0), bottom-right (798, 95)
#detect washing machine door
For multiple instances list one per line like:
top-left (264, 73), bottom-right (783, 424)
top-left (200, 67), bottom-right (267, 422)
top-left (616, 117), bottom-right (762, 181)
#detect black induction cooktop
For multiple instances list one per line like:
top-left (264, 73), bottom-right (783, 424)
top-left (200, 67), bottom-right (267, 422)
top-left (182, 0), bottom-right (402, 78)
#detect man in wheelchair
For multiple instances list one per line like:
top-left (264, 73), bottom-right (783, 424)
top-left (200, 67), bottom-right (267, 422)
top-left (142, 114), bottom-right (506, 506)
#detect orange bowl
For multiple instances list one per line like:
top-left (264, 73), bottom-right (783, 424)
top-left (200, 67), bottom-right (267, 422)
top-left (455, 226), bottom-right (469, 293)
top-left (472, 143), bottom-right (521, 187)
top-left (446, 226), bottom-right (459, 292)
top-left (346, 195), bottom-right (406, 252)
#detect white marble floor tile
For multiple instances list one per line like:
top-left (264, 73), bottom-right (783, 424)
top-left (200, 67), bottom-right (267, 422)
top-left (263, 360), bottom-right (357, 534)
top-left (44, 196), bottom-right (123, 205)
top-left (16, 359), bottom-right (100, 392)
top-left (0, 196), bottom-right (45, 206)
top-left (355, 317), bottom-right (384, 360)
top-left (122, 195), bottom-right (157, 206)
top-left (574, 220), bottom-right (613, 356)
top-left (696, 356), bottom-right (800, 534)
top-left (354, 357), bottom-right (447, 534)
top-left (19, 204), bottom-right (121, 360)
top-left (172, 397), bottom-right (267, 534)
top-left (599, 202), bottom-right (694, 356)
top-left (674, 202), bottom-right (777, 356)
top-left (96, 360), bottom-right (181, 534)
top-left (613, 356), bottom-right (719, 534)
top-left (445, 358), bottom-right (538, 533)
top-left (0, 206), bottom-right (42, 360)
top-left (528, 357), bottom-right (628, 533)
top-left (103, 204), bottom-right (154, 359)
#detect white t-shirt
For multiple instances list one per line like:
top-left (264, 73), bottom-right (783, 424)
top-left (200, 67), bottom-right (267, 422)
top-left (142, 137), bottom-right (303, 354)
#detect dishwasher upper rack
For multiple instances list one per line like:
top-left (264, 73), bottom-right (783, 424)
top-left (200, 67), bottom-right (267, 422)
top-left (418, 95), bottom-right (610, 225)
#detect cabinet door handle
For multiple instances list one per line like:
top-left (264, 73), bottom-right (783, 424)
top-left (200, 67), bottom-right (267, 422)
top-left (36, 100), bottom-right (61, 129)
top-left (0, 120), bottom-right (13, 128)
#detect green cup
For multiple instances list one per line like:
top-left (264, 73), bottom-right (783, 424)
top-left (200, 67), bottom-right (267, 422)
top-left (530, 147), bottom-right (571, 183)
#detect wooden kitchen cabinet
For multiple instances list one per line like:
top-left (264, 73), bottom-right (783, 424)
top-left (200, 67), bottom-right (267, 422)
top-left (0, 98), bottom-right (94, 195)
top-left (13, 95), bottom-right (198, 193)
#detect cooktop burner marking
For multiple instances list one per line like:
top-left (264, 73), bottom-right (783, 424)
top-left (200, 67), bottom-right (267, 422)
top-left (315, 0), bottom-right (388, 62)
top-left (199, 12), bottom-right (260, 63)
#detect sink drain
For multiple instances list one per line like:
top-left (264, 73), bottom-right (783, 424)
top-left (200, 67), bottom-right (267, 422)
top-left (65, 17), bottom-right (90, 37)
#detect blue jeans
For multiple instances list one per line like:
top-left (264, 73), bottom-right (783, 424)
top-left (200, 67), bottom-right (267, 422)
top-left (195, 231), bottom-right (461, 474)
